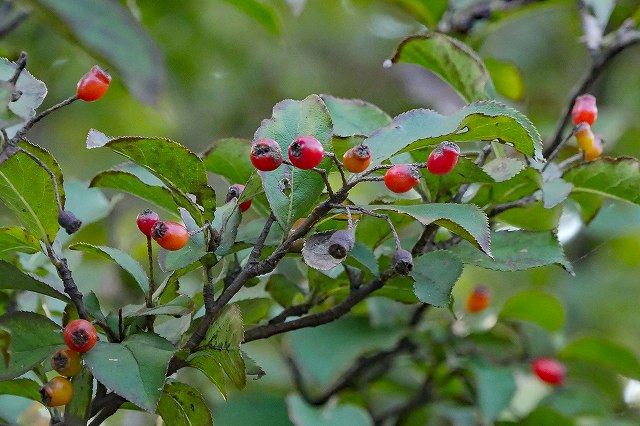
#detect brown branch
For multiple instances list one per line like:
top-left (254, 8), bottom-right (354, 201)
top-left (488, 195), bottom-right (537, 216)
top-left (372, 372), bottom-right (434, 425)
top-left (10, 95), bottom-right (78, 144)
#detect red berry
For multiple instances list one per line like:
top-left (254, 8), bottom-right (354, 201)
top-left (77, 65), bottom-right (111, 102)
top-left (532, 357), bottom-right (566, 386)
top-left (152, 221), bottom-right (189, 251)
top-left (51, 349), bottom-right (82, 377)
top-left (466, 286), bottom-right (490, 313)
top-left (40, 376), bottom-right (74, 407)
top-left (226, 184), bottom-right (252, 212)
top-left (427, 142), bottom-right (460, 175)
top-left (384, 164), bottom-right (420, 193)
top-left (63, 319), bottom-right (98, 353)
top-left (288, 136), bottom-right (325, 169)
top-left (250, 138), bottom-right (283, 171)
top-left (571, 94), bottom-right (597, 126)
top-left (136, 209), bottom-right (159, 237)
top-left (342, 144), bottom-right (371, 173)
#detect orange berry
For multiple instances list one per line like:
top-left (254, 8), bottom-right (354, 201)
top-left (40, 376), bottom-right (73, 407)
top-left (342, 144), bottom-right (371, 173)
top-left (51, 349), bottom-right (82, 377)
top-left (466, 286), bottom-right (490, 313)
top-left (151, 221), bottom-right (189, 251)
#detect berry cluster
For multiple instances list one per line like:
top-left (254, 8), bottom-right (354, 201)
top-left (137, 209), bottom-right (189, 251)
top-left (384, 141), bottom-right (460, 194)
top-left (40, 319), bottom-right (98, 407)
top-left (250, 135), bottom-right (326, 172)
top-left (572, 94), bottom-right (602, 161)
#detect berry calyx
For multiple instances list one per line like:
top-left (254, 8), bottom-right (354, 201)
top-left (76, 65), bottom-right (111, 102)
top-left (58, 210), bottom-right (82, 235)
top-left (288, 135), bottom-right (325, 169)
top-left (40, 376), bottom-right (74, 407)
top-left (532, 357), bottom-right (566, 386)
top-left (152, 221), bottom-right (189, 251)
top-left (226, 184), bottom-right (252, 212)
top-left (427, 142), bottom-right (460, 175)
top-left (51, 349), bottom-right (82, 377)
top-left (466, 286), bottom-right (490, 313)
top-left (327, 229), bottom-right (355, 259)
top-left (342, 144), bottom-right (372, 173)
top-left (571, 94), bottom-right (597, 126)
top-left (584, 134), bottom-right (603, 162)
top-left (575, 123), bottom-right (595, 151)
top-left (384, 165), bottom-right (420, 193)
top-left (392, 249), bottom-right (413, 275)
top-left (63, 319), bottom-right (98, 353)
top-left (250, 138), bottom-right (283, 171)
top-left (136, 209), bottom-right (159, 237)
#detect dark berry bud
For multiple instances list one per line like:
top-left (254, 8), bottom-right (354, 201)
top-left (58, 210), bottom-right (82, 235)
top-left (327, 230), bottom-right (355, 259)
top-left (393, 249), bottom-right (413, 275)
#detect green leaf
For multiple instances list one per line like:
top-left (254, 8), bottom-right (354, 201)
top-left (0, 58), bottom-right (47, 138)
top-left (368, 204), bottom-right (492, 257)
top-left (500, 291), bottom-right (565, 331)
top-left (287, 394), bottom-right (373, 426)
top-left (521, 407), bottom-right (573, 426)
top-left (392, 0), bottom-right (447, 27)
top-left (64, 367), bottom-right (93, 425)
top-left (563, 157), bottom-right (640, 206)
top-left (0, 226), bottom-right (40, 260)
top-left (391, 33), bottom-right (492, 102)
top-left (560, 336), bottom-right (640, 380)
top-left (0, 141), bottom-right (64, 242)
top-left (347, 241), bottom-right (379, 276)
top-left (0, 378), bottom-right (40, 401)
top-left (23, 0), bottom-right (164, 104)
top-left (483, 157), bottom-right (525, 182)
top-left (471, 360), bottom-right (516, 423)
top-left (64, 180), bottom-right (118, 227)
top-left (90, 170), bottom-right (178, 213)
top-left (83, 333), bottom-right (175, 413)
top-left (236, 298), bottom-right (272, 324)
top-left (570, 192), bottom-right (602, 224)
top-left (222, 0), bottom-right (280, 35)
top-left (0, 326), bottom-right (10, 368)
top-left (84, 291), bottom-right (106, 324)
top-left (320, 95), bottom-right (391, 137)
top-left (0, 260), bottom-right (70, 302)
top-left (450, 231), bottom-right (573, 273)
top-left (69, 243), bottom-right (148, 296)
top-left (190, 304), bottom-right (245, 389)
top-left (472, 166), bottom-right (542, 207)
top-left (422, 156), bottom-right (493, 201)
top-left (187, 351), bottom-right (228, 399)
top-left (542, 178), bottom-right (573, 209)
top-left (366, 101), bottom-right (543, 167)
top-left (255, 95), bottom-right (333, 229)
top-left (495, 202), bottom-right (562, 232)
top-left (212, 200), bottom-right (241, 256)
top-left (157, 381), bottom-right (213, 426)
top-left (266, 274), bottom-right (302, 308)
top-left (124, 295), bottom-right (194, 318)
top-left (410, 251), bottom-right (463, 307)
top-left (203, 138), bottom-right (254, 184)
top-left (158, 208), bottom-right (207, 272)
top-left (87, 131), bottom-right (214, 224)
top-left (484, 58), bottom-right (525, 101)
top-left (0, 311), bottom-right (63, 380)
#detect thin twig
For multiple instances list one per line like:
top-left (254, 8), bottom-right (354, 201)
top-left (331, 204), bottom-right (401, 249)
top-left (372, 372), bottom-right (433, 425)
top-left (10, 95), bottom-right (78, 144)
top-left (325, 152), bottom-right (348, 187)
top-left (146, 236), bottom-right (155, 308)
top-left (542, 125), bottom-right (579, 172)
top-left (558, 152), bottom-right (583, 170)
top-left (412, 223), bottom-right (439, 256)
top-left (248, 213), bottom-right (275, 264)
top-left (16, 146), bottom-right (63, 213)
top-left (488, 195), bottom-right (537, 216)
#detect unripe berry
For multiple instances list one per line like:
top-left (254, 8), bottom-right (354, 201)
top-left (466, 286), bottom-right (490, 313)
top-left (342, 144), bottom-right (372, 173)
top-left (136, 209), bottom-right (159, 237)
top-left (575, 123), bottom-right (595, 151)
top-left (40, 376), bottom-right (73, 407)
top-left (226, 184), bottom-right (252, 212)
top-left (58, 210), bottom-right (82, 235)
top-left (288, 136), bottom-right (325, 169)
top-left (251, 138), bottom-right (283, 171)
top-left (584, 134), bottom-right (603, 162)
top-left (571, 94), bottom-right (597, 126)
top-left (51, 349), bottom-right (82, 377)
top-left (392, 249), bottom-right (413, 275)
top-left (327, 230), bottom-right (355, 259)
top-left (63, 319), bottom-right (98, 353)
top-left (384, 165), bottom-right (420, 193)
top-left (427, 142), bottom-right (460, 175)
top-left (152, 221), bottom-right (189, 251)
top-left (76, 65), bottom-right (111, 102)
top-left (532, 357), bottom-right (566, 386)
